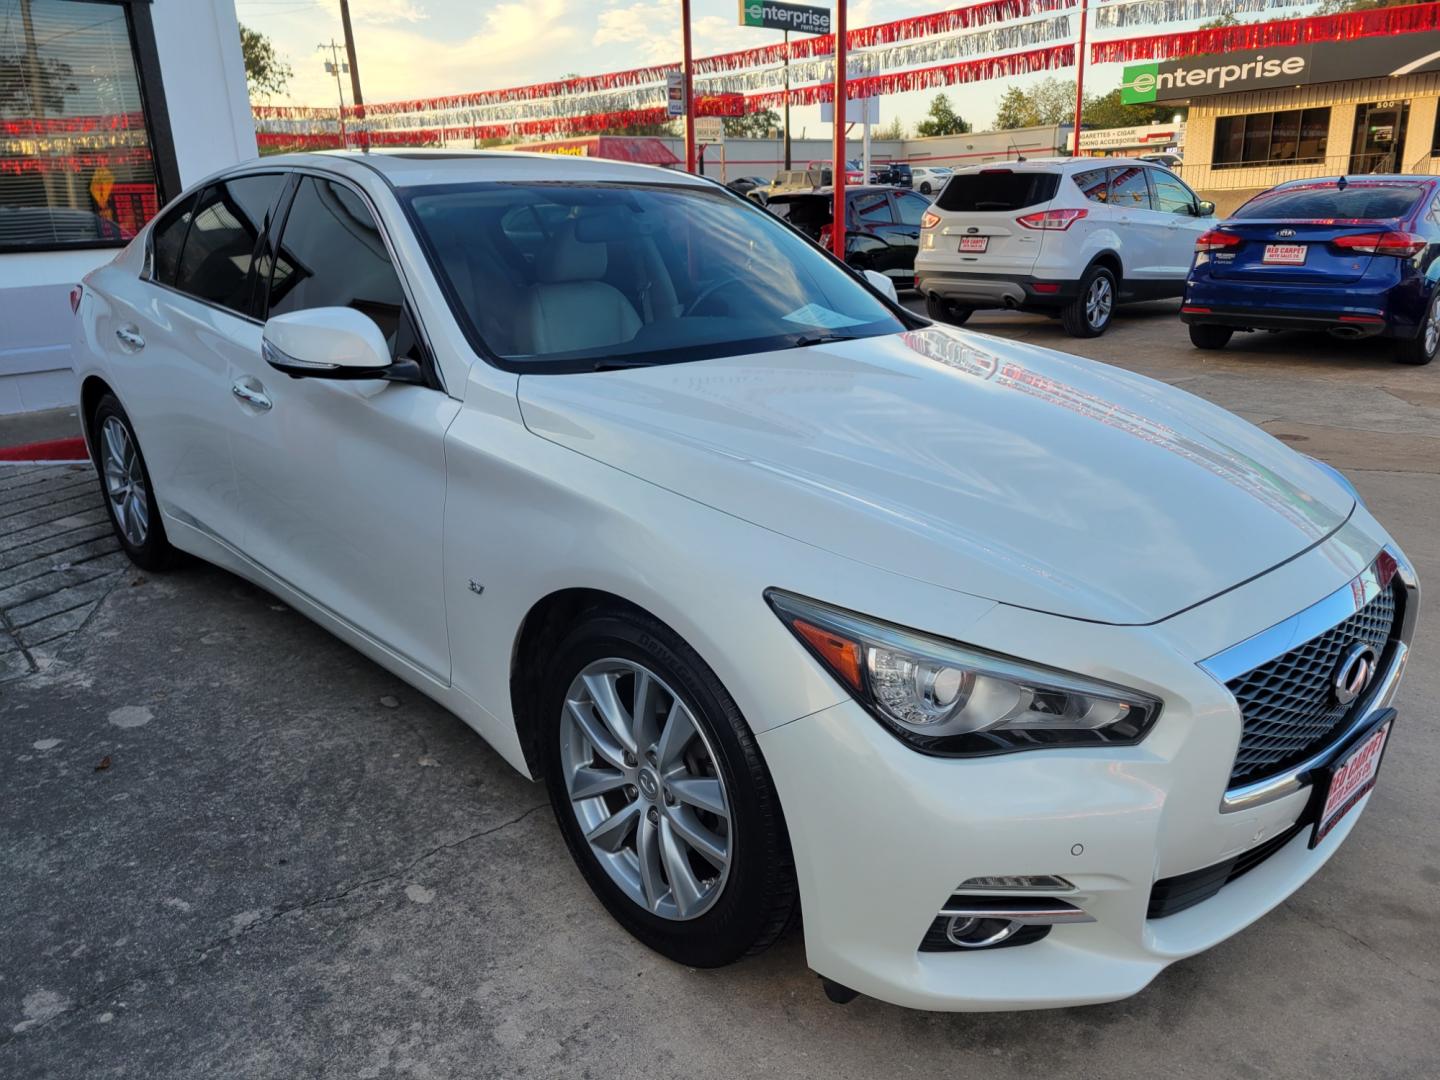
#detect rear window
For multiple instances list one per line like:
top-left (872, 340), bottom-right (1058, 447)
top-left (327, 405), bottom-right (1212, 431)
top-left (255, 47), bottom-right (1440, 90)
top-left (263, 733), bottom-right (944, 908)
top-left (1233, 183), bottom-right (1427, 221)
top-left (936, 171), bottom-right (1059, 213)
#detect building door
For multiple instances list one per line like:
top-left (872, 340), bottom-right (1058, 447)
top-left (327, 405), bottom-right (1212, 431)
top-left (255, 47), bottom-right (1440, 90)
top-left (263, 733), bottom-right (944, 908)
top-left (1350, 101), bottom-right (1409, 174)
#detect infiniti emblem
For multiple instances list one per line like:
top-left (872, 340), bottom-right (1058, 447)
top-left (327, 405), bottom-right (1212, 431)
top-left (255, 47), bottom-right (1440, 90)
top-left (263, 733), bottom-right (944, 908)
top-left (1277, 228), bottom-right (1297, 238)
top-left (1333, 643), bottom-right (1378, 706)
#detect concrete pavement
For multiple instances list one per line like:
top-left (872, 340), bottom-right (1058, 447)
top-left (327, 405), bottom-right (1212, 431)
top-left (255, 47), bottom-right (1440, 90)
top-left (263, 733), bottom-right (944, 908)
top-left (3, 307), bottom-right (1438, 1079)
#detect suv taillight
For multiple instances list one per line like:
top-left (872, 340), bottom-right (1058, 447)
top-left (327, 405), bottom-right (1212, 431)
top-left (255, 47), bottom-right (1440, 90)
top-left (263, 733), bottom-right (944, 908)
top-left (1333, 231), bottom-right (1425, 257)
top-left (921, 211), bottom-right (941, 230)
top-left (1016, 208), bottom-right (1086, 231)
top-left (1195, 229), bottom-right (1242, 253)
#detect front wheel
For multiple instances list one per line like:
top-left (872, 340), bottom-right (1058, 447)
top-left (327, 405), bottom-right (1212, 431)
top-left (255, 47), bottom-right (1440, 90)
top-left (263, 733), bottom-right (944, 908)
top-left (1395, 292), bottom-right (1438, 365)
top-left (90, 394), bottom-right (175, 571)
top-left (1060, 266), bottom-right (1116, 337)
top-left (919, 182), bottom-right (932, 195)
top-left (1188, 323), bottom-right (1233, 350)
top-left (540, 608), bottom-right (797, 967)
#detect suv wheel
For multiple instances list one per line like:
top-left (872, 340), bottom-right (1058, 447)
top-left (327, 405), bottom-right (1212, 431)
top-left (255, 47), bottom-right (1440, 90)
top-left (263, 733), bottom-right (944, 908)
top-left (926, 295), bottom-right (972, 326)
top-left (1061, 265), bottom-right (1116, 338)
top-left (540, 607), bottom-right (798, 968)
top-left (91, 394), bottom-right (175, 571)
top-left (1189, 324), bottom-right (1233, 350)
top-left (1395, 291), bottom-right (1438, 365)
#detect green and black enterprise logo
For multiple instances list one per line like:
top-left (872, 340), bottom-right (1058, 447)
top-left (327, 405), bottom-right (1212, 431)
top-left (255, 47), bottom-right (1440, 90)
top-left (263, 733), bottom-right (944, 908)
top-left (1121, 54), bottom-right (1308, 104)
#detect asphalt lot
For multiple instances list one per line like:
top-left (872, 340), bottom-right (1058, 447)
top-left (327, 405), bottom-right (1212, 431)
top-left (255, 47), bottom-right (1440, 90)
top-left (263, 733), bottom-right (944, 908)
top-left (4, 301), bottom-right (1439, 1079)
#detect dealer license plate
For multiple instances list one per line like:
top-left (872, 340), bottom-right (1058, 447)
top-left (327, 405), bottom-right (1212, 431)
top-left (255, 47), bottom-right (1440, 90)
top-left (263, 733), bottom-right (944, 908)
top-left (1311, 716), bottom-right (1392, 847)
top-left (958, 236), bottom-right (988, 253)
top-left (1263, 243), bottom-right (1307, 265)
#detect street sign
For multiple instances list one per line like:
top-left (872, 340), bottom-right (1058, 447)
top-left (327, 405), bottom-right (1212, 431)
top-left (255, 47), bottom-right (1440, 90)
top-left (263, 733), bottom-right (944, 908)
top-left (738, 1), bottom-right (830, 35)
top-left (694, 116), bottom-right (724, 145)
top-left (820, 98), bottom-right (879, 125)
top-left (666, 71), bottom-right (685, 118)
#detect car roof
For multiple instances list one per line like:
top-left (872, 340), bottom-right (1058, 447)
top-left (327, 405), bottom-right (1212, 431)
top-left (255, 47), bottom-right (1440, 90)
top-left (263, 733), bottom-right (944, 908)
top-left (245, 148), bottom-right (713, 189)
top-left (768, 184), bottom-right (903, 198)
top-left (949, 157), bottom-right (1153, 175)
top-left (1269, 174), bottom-right (1436, 189)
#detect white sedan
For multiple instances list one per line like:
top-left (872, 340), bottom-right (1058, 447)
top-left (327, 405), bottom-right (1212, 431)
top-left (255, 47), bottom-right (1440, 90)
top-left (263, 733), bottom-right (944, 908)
top-left (71, 150), bottom-right (1417, 1012)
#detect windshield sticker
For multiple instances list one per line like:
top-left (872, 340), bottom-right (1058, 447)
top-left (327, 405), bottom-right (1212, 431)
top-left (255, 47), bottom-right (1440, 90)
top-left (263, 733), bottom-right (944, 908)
top-left (782, 304), bottom-right (868, 330)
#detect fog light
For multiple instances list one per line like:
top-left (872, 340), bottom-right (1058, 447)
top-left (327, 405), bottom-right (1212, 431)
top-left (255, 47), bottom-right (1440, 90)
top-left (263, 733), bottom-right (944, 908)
top-left (945, 916), bottom-right (1021, 949)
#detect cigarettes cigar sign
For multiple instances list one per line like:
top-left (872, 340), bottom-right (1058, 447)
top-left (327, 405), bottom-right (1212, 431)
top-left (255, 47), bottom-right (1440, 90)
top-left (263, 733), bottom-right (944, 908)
top-left (1122, 32), bottom-right (1440, 104)
top-left (738, 1), bottom-right (831, 35)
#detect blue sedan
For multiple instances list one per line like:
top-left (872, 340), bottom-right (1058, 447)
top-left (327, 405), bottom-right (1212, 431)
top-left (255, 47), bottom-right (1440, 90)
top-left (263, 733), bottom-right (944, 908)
top-left (1181, 175), bottom-right (1439, 364)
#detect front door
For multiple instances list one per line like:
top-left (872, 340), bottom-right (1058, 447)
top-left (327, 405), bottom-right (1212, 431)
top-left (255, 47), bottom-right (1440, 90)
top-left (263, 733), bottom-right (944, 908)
top-left (1145, 167), bottom-right (1212, 285)
top-left (228, 173), bottom-right (459, 683)
top-left (1350, 101), bottom-right (1409, 174)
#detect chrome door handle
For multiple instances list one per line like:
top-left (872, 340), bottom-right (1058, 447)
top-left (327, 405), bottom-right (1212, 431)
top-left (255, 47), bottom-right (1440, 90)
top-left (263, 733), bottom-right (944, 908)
top-left (230, 379), bottom-right (272, 411)
top-left (115, 326), bottom-right (145, 351)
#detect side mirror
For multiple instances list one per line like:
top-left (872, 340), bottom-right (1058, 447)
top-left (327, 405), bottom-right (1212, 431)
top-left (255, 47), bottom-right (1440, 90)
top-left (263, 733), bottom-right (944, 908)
top-left (262, 307), bottom-right (413, 382)
top-left (1197, 200), bottom-right (1216, 218)
top-left (863, 269), bottom-right (899, 303)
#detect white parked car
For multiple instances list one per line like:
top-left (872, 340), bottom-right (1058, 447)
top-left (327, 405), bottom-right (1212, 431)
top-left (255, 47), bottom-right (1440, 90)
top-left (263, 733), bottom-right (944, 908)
top-left (72, 150), bottom-right (1417, 1012)
top-left (916, 157), bottom-right (1215, 336)
top-left (911, 165), bottom-right (952, 195)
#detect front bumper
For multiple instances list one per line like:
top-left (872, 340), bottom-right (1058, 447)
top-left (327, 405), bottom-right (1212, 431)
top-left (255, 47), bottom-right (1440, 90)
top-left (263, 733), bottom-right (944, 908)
top-left (757, 536), bottom-right (1417, 1012)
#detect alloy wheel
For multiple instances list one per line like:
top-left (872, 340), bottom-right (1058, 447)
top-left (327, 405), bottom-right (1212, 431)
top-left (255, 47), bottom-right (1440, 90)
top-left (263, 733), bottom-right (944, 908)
top-left (1085, 275), bottom-right (1113, 329)
top-left (559, 658), bottom-right (733, 920)
top-left (101, 416), bottom-right (149, 547)
top-left (1425, 297), bottom-right (1439, 358)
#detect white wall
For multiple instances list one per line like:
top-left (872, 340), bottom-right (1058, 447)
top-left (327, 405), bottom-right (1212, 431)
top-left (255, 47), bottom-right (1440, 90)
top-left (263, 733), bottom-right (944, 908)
top-left (1, 0), bottom-right (256, 416)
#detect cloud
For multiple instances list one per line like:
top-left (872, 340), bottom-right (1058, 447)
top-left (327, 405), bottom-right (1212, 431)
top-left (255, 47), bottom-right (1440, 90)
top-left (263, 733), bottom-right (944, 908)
top-left (351, 0), bottom-right (427, 23)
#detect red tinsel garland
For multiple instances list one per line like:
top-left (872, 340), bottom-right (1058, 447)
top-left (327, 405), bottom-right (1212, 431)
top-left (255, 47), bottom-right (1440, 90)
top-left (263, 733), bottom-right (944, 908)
top-left (1091, 0), bottom-right (1440, 62)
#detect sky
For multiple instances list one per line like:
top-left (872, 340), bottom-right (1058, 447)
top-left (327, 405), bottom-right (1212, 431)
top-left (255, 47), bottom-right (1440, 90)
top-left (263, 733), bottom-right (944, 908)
top-left (231, 0), bottom-right (1316, 135)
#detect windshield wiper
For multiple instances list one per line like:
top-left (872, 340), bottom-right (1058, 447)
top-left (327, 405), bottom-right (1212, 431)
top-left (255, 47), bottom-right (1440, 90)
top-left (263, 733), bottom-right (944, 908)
top-left (791, 332), bottom-right (859, 347)
top-left (590, 357), bottom-right (659, 371)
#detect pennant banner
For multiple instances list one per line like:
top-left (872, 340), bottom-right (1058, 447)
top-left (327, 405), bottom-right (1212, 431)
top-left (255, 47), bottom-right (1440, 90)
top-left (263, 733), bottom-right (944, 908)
top-left (1093, 0), bottom-right (1310, 29)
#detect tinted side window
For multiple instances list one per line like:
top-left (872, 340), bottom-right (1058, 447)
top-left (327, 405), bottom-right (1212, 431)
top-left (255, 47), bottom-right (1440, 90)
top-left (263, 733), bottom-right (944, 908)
top-left (149, 193), bottom-right (196, 285)
top-left (176, 175), bottom-right (287, 313)
top-left (1109, 166), bottom-right (1152, 210)
top-left (852, 191), bottom-right (893, 224)
top-left (1072, 168), bottom-right (1110, 204)
top-left (894, 191), bottom-right (930, 226)
top-left (268, 177), bottom-right (406, 353)
top-left (1150, 170), bottom-right (1197, 215)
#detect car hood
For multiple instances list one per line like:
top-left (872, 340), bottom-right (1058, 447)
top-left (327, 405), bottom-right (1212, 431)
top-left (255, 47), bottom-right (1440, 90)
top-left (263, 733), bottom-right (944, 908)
top-left (517, 326), bottom-right (1353, 625)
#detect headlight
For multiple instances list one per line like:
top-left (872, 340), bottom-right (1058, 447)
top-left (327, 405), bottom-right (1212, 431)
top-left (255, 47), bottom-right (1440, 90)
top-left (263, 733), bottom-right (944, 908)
top-left (1305, 455), bottom-right (1364, 507)
top-left (766, 590), bottom-right (1160, 757)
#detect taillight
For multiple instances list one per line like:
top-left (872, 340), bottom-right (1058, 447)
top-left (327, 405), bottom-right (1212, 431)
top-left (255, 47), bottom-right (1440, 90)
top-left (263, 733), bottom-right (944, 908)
top-left (69, 285), bottom-right (82, 314)
top-left (921, 211), bottom-right (941, 230)
top-left (1016, 208), bottom-right (1086, 231)
top-left (1195, 229), bottom-right (1242, 253)
top-left (819, 224), bottom-right (832, 248)
top-left (1333, 231), bottom-right (1425, 257)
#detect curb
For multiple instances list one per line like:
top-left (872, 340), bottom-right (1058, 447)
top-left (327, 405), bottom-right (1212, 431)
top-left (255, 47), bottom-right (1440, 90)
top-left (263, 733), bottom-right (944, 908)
top-left (0, 437), bottom-right (89, 463)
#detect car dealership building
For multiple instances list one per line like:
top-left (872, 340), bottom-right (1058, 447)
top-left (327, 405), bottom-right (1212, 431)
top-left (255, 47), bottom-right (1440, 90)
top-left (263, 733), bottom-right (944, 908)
top-left (1132, 32), bottom-right (1440, 212)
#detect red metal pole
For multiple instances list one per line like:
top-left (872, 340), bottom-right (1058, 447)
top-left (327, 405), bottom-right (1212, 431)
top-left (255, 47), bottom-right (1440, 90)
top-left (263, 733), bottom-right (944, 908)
top-left (831, 0), bottom-right (847, 260)
top-left (1073, 0), bottom-right (1088, 156)
top-left (682, 0), bottom-right (697, 173)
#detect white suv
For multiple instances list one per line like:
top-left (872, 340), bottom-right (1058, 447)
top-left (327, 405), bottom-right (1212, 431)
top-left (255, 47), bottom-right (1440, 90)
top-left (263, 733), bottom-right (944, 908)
top-left (915, 158), bottom-right (1214, 337)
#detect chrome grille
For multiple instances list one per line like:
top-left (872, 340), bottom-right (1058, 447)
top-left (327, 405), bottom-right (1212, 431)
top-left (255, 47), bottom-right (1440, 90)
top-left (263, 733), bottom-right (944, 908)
top-left (1226, 586), bottom-right (1398, 787)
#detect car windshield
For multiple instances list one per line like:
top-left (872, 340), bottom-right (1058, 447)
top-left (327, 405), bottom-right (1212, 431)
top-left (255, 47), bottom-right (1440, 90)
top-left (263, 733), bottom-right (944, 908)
top-left (1232, 182), bottom-right (1427, 221)
top-left (404, 181), bottom-right (906, 370)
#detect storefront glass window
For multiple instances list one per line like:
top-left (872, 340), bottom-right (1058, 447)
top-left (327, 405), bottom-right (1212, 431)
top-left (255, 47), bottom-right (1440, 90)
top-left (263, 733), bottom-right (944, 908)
top-left (0, 0), bottom-right (160, 250)
top-left (1213, 108), bottom-right (1331, 169)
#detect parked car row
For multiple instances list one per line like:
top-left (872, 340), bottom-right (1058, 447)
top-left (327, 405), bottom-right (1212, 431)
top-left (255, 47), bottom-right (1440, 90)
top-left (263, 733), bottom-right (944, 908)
top-left (912, 159), bottom-right (1438, 364)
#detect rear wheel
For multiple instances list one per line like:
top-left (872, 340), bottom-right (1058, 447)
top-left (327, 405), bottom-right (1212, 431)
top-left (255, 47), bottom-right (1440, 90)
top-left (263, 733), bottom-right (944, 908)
top-left (1395, 292), bottom-right (1438, 365)
top-left (1188, 323), bottom-right (1233, 350)
top-left (540, 607), bottom-right (797, 968)
top-left (91, 394), bottom-right (174, 571)
top-left (926, 295), bottom-right (972, 326)
top-left (919, 181), bottom-right (933, 195)
top-left (1060, 265), bottom-right (1116, 337)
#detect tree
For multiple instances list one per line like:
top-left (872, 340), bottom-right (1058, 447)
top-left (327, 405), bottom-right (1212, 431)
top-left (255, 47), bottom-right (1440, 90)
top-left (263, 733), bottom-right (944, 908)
top-left (240, 24), bottom-right (291, 101)
top-left (915, 94), bottom-right (971, 137)
top-left (724, 108), bottom-right (781, 139)
top-left (876, 116), bottom-right (907, 140)
top-left (993, 77), bottom-right (1074, 129)
top-left (1315, 0), bottom-right (1420, 11)
top-left (1083, 89), bottom-right (1182, 129)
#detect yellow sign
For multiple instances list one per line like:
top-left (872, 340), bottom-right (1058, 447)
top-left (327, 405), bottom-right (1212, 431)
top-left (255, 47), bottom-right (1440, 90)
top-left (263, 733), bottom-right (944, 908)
top-left (90, 165), bottom-right (115, 209)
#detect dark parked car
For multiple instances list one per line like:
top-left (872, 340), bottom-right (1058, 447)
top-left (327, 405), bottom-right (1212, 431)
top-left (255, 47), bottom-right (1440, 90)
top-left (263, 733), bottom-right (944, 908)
top-left (726, 175), bottom-right (770, 196)
top-left (1183, 175), bottom-right (1440, 364)
top-left (870, 162), bottom-right (913, 188)
top-left (764, 185), bottom-right (933, 290)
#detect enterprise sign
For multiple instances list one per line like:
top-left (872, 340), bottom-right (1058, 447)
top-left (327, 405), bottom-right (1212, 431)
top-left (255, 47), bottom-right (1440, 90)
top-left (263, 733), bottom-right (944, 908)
top-left (738, 1), bottom-right (831, 35)
top-left (1122, 32), bottom-right (1440, 104)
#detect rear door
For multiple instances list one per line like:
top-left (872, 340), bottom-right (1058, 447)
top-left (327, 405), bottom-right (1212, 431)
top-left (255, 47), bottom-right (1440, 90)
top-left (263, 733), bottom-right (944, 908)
top-left (928, 168), bottom-right (1060, 275)
top-left (114, 173), bottom-right (288, 546)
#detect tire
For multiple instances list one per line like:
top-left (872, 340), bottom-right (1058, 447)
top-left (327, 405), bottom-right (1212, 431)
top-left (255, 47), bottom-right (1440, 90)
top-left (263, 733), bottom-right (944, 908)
top-left (1060, 264), bottom-right (1117, 338)
top-left (919, 182), bottom-right (932, 195)
top-left (1188, 323), bottom-right (1233, 350)
top-left (926, 294), bottom-right (972, 326)
top-left (1395, 292), bottom-right (1438, 365)
top-left (539, 607), bottom-right (798, 968)
top-left (90, 394), bottom-right (175, 571)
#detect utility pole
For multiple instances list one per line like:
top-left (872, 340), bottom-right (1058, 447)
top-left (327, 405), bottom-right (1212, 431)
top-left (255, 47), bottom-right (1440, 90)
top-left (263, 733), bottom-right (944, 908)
top-left (338, 0), bottom-right (366, 148)
top-left (831, 0), bottom-right (847, 260)
top-left (318, 40), bottom-right (349, 147)
top-left (1073, 0), bottom-right (1088, 156)
top-left (681, 0), bottom-right (696, 173)
top-left (782, 30), bottom-right (791, 171)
